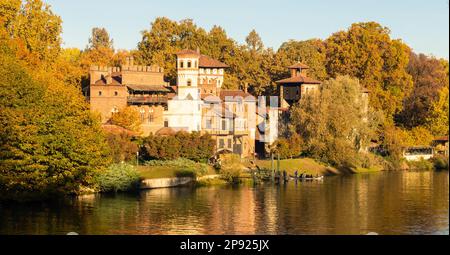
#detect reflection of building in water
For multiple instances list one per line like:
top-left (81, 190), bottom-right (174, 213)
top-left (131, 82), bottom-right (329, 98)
top-left (207, 187), bottom-right (257, 234)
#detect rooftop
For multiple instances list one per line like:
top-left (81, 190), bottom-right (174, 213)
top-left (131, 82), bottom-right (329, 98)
top-left (275, 75), bottom-right (321, 84)
top-left (220, 90), bottom-right (256, 101)
top-left (288, 63), bottom-right (310, 69)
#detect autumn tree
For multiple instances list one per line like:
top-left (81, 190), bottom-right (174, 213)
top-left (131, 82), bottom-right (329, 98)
top-left (110, 106), bottom-right (142, 132)
top-left (80, 27), bottom-right (115, 68)
top-left (290, 76), bottom-right (383, 168)
top-left (274, 39), bottom-right (327, 81)
top-left (88, 27), bottom-right (114, 51)
top-left (426, 87), bottom-right (449, 135)
top-left (325, 22), bottom-right (413, 122)
top-left (0, 0), bottom-right (62, 66)
top-left (0, 46), bottom-right (111, 199)
top-left (397, 53), bottom-right (449, 130)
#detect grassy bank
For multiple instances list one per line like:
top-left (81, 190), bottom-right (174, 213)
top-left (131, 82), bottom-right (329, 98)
top-left (253, 158), bottom-right (339, 176)
top-left (136, 159), bottom-right (217, 179)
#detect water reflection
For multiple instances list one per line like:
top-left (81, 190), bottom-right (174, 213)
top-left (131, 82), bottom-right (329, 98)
top-left (0, 171), bottom-right (448, 235)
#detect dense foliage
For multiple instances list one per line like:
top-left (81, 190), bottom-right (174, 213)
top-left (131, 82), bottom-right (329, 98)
top-left (96, 163), bottom-right (140, 192)
top-left (105, 132), bottom-right (139, 163)
top-left (141, 132), bottom-right (215, 162)
top-left (290, 76), bottom-right (383, 168)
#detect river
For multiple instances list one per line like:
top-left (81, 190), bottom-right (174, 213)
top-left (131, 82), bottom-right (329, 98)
top-left (0, 171), bottom-right (448, 235)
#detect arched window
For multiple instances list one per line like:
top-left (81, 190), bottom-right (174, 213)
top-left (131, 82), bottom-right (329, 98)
top-left (187, 61), bottom-right (192, 68)
top-left (114, 91), bottom-right (118, 96)
top-left (139, 108), bottom-right (145, 122)
top-left (148, 108), bottom-right (154, 123)
top-left (98, 91), bottom-right (102, 96)
top-left (187, 79), bottom-right (192, 86)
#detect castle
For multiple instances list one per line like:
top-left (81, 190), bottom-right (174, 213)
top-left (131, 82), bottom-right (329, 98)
top-left (88, 49), bottom-right (279, 158)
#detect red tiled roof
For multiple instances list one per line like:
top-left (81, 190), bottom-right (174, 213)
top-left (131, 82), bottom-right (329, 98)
top-left (288, 63), bottom-right (309, 69)
top-left (94, 73), bottom-right (122, 85)
top-left (102, 124), bottom-right (139, 136)
top-left (199, 55), bottom-right (228, 68)
top-left (275, 75), bottom-right (321, 84)
top-left (434, 136), bottom-right (449, 142)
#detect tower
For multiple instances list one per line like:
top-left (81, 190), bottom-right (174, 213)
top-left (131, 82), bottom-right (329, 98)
top-left (176, 49), bottom-right (201, 100)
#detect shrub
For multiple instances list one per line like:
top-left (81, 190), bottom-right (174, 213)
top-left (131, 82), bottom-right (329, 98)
top-left (219, 154), bottom-right (244, 183)
top-left (96, 163), bottom-right (141, 192)
top-left (106, 132), bottom-right (138, 163)
top-left (141, 132), bottom-right (215, 162)
top-left (406, 159), bottom-right (434, 171)
top-left (431, 156), bottom-right (449, 170)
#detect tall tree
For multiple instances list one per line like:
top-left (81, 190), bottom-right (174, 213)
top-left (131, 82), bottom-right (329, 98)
top-left (87, 27), bottom-right (114, 51)
top-left (397, 53), bottom-right (449, 129)
top-left (325, 22), bottom-right (413, 122)
top-left (290, 76), bottom-right (383, 168)
top-left (245, 29), bottom-right (264, 54)
top-left (274, 39), bottom-right (327, 81)
top-left (0, 46), bottom-right (111, 198)
top-left (10, 0), bottom-right (62, 64)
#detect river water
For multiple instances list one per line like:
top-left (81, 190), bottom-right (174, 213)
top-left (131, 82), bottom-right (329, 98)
top-left (0, 171), bottom-right (448, 235)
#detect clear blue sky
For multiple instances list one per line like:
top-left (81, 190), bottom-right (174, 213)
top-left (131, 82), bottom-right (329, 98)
top-left (46, 0), bottom-right (449, 59)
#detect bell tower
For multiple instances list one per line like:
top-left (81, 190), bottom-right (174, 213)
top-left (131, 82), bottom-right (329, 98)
top-left (176, 49), bottom-right (200, 100)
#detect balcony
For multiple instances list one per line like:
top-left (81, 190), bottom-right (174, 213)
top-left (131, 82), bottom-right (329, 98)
top-left (127, 96), bottom-right (168, 105)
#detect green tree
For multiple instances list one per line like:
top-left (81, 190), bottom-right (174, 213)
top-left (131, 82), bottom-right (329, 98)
top-left (290, 76), bottom-right (382, 168)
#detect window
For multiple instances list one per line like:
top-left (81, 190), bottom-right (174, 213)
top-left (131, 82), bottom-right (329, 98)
top-left (164, 120), bottom-right (169, 127)
top-left (148, 108), bottom-right (154, 123)
top-left (222, 120), bottom-right (227, 131)
top-left (98, 91), bottom-right (102, 96)
top-left (194, 61), bottom-right (197, 68)
top-left (227, 139), bottom-right (232, 148)
top-left (140, 108), bottom-right (145, 122)
top-left (187, 79), bottom-right (192, 86)
top-left (219, 139), bottom-right (225, 149)
top-left (114, 91), bottom-right (118, 96)
top-left (206, 118), bottom-right (212, 129)
top-left (180, 61), bottom-right (184, 68)
top-left (187, 61), bottom-right (192, 68)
